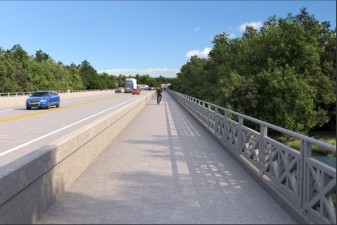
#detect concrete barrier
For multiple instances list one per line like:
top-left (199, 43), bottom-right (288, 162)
top-left (0, 92), bottom-right (155, 224)
top-left (0, 90), bottom-right (119, 109)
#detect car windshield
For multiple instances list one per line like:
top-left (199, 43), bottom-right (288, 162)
top-left (31, 91), bottom-right (49, 97)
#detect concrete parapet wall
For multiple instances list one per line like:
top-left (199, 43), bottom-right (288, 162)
top-left (0, 90), bottom-right (118, 109)
top-left (0, 92), bottom-right (155, 224)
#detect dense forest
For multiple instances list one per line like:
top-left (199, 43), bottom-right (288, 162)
top-left (0, 46), bottom-right (174, 93)
top-left (170, 8), bottom-right (336, 135)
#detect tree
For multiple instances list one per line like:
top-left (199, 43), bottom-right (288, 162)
top-left (171, 8), bottom-right (336, 134)
top-left (254, 66), bottom-right (328, 133)
top-left (79, 60), bottom-right (99, 89)
top-left (35, 50), bottom-right (50, 62)
top-left (174, 56), bottom-right (208, 99)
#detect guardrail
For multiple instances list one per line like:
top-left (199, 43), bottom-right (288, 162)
top-left (0, 89), bottom-right (114, 97)
top-left (0, 89), bottom-right (122, 109)
top-left (0, 92), bottom-right (32, 97)
top-left (168, 89), bottom-right (336, 224)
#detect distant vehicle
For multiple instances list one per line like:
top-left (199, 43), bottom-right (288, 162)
top-left (137, 84), bottom-right (148, 89)
top-left (125, 78), bottom-right (137, 93)
top-left (26, 90), bottom-right (60, 110)
top-left (145, 86), bottom-right (154, 91)
top-left (132, 89), bottom-right (141, 95)
top-left (124, 87), bottom-right (132, 93)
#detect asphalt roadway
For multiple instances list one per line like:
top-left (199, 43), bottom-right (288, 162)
top-left (37, 92), bottom-right (296, 224)
top-left (0, 92), bottom-right (144, 168)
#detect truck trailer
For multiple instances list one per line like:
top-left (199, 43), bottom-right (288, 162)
top-left (124, 78), bottom-right (137, 93)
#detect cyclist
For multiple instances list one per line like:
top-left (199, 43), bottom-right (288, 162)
top-left (156, 87), bottom-right (162, 104)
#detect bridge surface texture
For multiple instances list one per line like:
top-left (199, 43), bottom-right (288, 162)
top-left (37, 92), bottom-right (296, 224)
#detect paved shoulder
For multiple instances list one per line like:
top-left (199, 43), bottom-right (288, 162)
top-left (38, 93), bottom-right (296, 224)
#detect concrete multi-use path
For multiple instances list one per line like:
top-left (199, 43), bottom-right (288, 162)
top-left (37, 92), bottom-right (296, 224)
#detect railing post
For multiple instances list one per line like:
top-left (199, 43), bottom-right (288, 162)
top-left (300, 139), bottom-right (312, 211)
top-left (237, 116), bottom-right (244, 155)
top-left (214, 107), bottom-right (219, 135)
top-left (259, 125), bottom-right (268, 174)
top-left (223, 111), bottom-right (229, 143)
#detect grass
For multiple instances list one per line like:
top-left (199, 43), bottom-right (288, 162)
top-left (309, 130), bottom-right (336, 156)
top-left (269, 130), bottom-right (336, 157)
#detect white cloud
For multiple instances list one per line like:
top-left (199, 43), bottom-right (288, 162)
top-left (229, 33), bottom-right (236, 39)
top-left (185, 47), bottom-right (211, 58)
top-left (238, 21), bottom-right (263, 32)
top-left (99, 67), bottom-right (179, 78)
top-left (194, 27), bottom-right (201, 32)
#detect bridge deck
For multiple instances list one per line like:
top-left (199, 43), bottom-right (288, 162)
top-left (37, 92), bottom-right (296, 224)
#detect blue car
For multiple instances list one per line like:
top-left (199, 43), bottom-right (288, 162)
top-left (26, 90), bottom-right (61, 110)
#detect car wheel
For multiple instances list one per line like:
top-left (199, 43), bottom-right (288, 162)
top-left (56, 102), bottom-right (60, 108)
top-left (26, 106), bottom-right (31, 110)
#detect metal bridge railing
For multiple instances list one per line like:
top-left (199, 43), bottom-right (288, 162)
top-left (0, 92), bottom-right (33, 97)
top-left (0, 89), bottom-right (114, 98)
top-left (168, 89), bottom-right (336, 224)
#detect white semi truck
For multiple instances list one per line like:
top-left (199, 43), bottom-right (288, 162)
top-left (124, 78), bottom-right (137, 93)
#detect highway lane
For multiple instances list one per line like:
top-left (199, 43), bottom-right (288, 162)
top-left (0, 91), bottom-right (151, 168)
top-left (0, 93), bottom-right (126, 120)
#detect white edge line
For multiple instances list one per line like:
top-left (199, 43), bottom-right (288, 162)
top-left (0, 109), bottom-right (14, 113)
top-left (0, 98), bottom-right (136, 157)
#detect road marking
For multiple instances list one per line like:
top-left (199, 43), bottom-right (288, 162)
top-left (0, 109), bottom-right (13, 113)
top-left (0, 98), bottom-right (136, 157)
top-left (0, 95), bottom-right (124, 123)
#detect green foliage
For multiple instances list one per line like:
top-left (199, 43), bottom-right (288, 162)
top-left (171, 8), bottom-right (336, 134)
top-left (0, 45), bottom-right (87, 92)
top-left (0, 45), bottom-right (175, 94)
top-left (35, 50), bottom-right (50, 62)
top-left (255, 66), bottom-right (329, 133)
top-left (174, 56), bottom-right (209, 99)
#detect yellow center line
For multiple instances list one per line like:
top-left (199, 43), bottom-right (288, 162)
top-left (0, 95), bottom-right (124, 123)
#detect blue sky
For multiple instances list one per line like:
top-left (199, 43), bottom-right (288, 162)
top-left (0, 1), bottom-right (335, 77)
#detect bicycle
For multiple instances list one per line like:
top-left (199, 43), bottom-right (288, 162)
top-left (157, 94), bottom-right (162, 104)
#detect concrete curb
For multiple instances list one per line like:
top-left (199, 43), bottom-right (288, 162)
top-left (0, 92), bottom-right (155, 224)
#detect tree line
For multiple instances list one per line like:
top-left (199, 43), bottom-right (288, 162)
top-left (0, 45), bottom-right (174, 93)
top-left (170, 8), bottom-right (336, 134)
